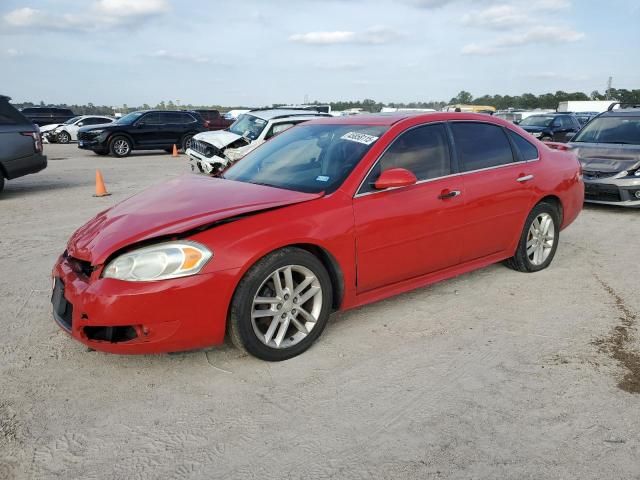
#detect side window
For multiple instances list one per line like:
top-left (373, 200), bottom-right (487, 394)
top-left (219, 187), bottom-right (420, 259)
top-left (265, 122), bottom-right (296, 140)
top-left (159, 112), bottom-right (180, 124)
top-left (507, 130), bottom-right (538, 161)
top-left (450, 122), bottom-right (514, 172)
top-left (180, 113), bottom-right (196, 124)
top-left (140, 113), bottom-right (161, 125)
top-left (359, 123), bottom-right (451, 194)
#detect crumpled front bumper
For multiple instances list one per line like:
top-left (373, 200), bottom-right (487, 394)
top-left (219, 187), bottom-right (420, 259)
top-left (51, 252), bottom-right (239, 354)
top-left (583, 174), bottom-right (640, 207)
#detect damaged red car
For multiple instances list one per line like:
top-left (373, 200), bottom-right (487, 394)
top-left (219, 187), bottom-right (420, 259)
top-left (52, 113), bottom-right (584, 361)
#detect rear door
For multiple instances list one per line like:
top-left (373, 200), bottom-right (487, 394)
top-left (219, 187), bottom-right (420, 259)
top-left (353, 123), bottom-right (466, 292)
top-left (449, 121), bottom-right (537, 262)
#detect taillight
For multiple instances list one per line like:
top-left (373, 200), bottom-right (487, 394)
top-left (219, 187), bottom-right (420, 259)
top-left (21, 131), bottom-right (42, 153)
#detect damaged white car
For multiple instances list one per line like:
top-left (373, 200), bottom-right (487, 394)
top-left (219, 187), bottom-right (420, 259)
top-left (186, 109), bottom-right (330, 174)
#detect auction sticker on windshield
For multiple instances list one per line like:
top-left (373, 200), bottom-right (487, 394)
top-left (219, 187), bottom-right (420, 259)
top-left (341, 132), bottom-right (379, 145)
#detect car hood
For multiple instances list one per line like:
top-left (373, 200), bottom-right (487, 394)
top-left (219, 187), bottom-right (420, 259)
top-left (568, 143), bottom-right (640, 173)
top-left (40, 123), bottom-right (62, 133)
top-left (193, 130), bottom-right (246, 149)
top-left (67, 175), bottom-right (323, 265)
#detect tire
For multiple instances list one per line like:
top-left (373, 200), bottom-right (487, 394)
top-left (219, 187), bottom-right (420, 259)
top-left (505, 201), bottom-right (560, 273)
top-left (109, 136), bottom-right (132, 157)
top-left (181, 134), bottom-right (194, 152)
top-left (57, 130), bottom-right (71, 144)
top-left (229, 247), bottom-right (333, 361)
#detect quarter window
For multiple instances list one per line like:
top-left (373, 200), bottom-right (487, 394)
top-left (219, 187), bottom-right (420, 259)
top-left (360, 123), bottom-right (451, 194)
top-left (140, 113), bottom-right (162, 125)
top-left (507, 130), bottom-right (538, 161)
top-left (450, 122), bottom-right (514, 172)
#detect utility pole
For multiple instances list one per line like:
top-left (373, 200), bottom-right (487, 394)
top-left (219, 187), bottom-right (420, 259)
top-left (606, 76), bottom-right (613, 100)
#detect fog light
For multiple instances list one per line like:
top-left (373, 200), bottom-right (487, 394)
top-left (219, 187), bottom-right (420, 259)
top-left (635, 191), bottom-right (640, 199)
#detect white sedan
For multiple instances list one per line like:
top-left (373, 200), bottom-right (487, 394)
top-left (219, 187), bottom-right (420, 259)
top-left (42, 115), bottom-right (115, 144)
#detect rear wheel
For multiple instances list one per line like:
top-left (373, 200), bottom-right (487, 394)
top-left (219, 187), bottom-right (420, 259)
top-left (229, 248), bottom-right (333, 361)
top-left (505, 202), bottom-right (560, 273)
top-left (57, 130), bottom-right (71, 144)
top-left (109, 136), bottom-right (132, 157)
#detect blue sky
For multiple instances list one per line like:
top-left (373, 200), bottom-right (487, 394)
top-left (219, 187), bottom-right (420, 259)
top-left (1, 0), bottom-right (638, 107)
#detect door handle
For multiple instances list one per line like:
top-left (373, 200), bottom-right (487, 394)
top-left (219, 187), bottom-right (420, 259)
top-left (516, 174), bottom-right (534, 182)
top-left (438, 190), bottom-right (461, 200)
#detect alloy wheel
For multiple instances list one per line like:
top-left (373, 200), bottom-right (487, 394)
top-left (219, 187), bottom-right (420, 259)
top-left (57, 131), bottom-right (70, 144)
top-left (526, 212), bottom-right (555, 266)
top-left (251, 265), bottom-right (323, 349)
top-left (113, 139), bottom-right (130, 156)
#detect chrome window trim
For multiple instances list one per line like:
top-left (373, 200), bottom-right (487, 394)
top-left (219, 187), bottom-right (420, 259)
top-left (354, 120), bottom-right (541, 199)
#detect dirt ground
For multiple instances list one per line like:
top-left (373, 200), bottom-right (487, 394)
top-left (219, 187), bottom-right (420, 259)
top-left (1, 143), bottom-right (639, 479)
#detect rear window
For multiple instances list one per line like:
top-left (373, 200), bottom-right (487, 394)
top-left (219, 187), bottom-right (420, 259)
top-left (451, 122), bottom-right (515, 172)
top-left (507, 130), bottom-right (539, 161)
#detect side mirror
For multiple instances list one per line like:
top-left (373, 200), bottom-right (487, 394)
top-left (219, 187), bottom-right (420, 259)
top-left (77, 122), bottom-right (84, 127)
top-left (374, 168), bottom-right (417, 190)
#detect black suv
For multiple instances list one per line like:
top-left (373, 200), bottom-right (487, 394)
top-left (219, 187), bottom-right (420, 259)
top-left (21, 107), bottom-right (75, 127)
top-left (77, 110), bottom-right (206, 157)
top-left (518, 113), bottom-right (582, 142)
top-left (0, 96), bottom-right (47, 194)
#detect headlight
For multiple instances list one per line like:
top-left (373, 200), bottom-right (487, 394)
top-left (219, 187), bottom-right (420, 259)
top-left (103, 241), bottom-right (212, 281)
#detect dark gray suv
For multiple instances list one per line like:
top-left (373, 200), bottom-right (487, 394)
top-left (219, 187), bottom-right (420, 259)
top-left (0, 95), bottom-right (48, 194)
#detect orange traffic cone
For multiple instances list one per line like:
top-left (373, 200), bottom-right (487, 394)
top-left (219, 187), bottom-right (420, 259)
top-left (93, 170), bottom-right (111, 197)
top-left (172, 144), bottom-right (178, 157)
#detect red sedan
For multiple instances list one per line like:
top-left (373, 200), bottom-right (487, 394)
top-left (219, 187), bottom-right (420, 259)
top-left (52, 113), bottom-right (583, 361)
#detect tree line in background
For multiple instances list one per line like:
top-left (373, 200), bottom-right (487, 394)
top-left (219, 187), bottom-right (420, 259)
top-left (11, 88), bottom-right (640, 115)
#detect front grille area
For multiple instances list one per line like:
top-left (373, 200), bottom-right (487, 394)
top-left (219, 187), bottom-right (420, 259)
top-left (582, 170), bottom-right (619, 180)
top-left (584, 184), bottom-right (622, 202)
top-left (77, 131), bottom-right (100, 141)
top-left (191, 139), bottom-right (217, 158)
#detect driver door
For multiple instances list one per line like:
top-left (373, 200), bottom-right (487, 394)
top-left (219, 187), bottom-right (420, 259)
top-left (352, 123), bottom-right (466, 293)
top-left (133, 112), bottom-right (162, 146)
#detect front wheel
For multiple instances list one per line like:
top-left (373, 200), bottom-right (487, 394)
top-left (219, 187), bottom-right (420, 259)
top-left (57, 130), bottom-right (71, 144)
top-left (181, 134), bottom-right (194, 152)
top-left (229, 248), bottom-right (333, 361)
top-left (505, 202), bottom-right (560, 273)
top-left (109, 136), bottom-right (132, 157)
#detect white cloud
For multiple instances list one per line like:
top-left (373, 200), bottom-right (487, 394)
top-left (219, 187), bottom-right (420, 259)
top-left (2, 0), bottom-right (169, 32)
top-left (149, 49), bottom-right (210, 64)
top-left (6, 48), bottom-right (21, 57)
top-left (462, 5), bottom-right (528, 29)
top-left (462, 25), bottom-right (584, 55)
top-left (289, 26), bottom-right (400, 45)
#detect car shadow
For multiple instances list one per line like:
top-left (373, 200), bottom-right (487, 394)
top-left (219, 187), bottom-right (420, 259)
top-left (1, 179), bottom-right (92, 199)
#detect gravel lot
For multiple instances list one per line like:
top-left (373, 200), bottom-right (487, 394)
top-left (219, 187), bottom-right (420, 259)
top-left (1, 143), bottom-right (639, 479)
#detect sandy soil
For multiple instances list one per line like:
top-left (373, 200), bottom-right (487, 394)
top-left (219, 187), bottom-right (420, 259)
top-left (1, 144), bottom-right (639, 479)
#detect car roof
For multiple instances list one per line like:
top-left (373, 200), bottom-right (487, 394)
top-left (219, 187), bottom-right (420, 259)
top-left (600, 109), bottom-right (640, 117)
top-left (246, 109), bottom-right (331, 120)
top-left (302, 112), bottom-right (517, 127)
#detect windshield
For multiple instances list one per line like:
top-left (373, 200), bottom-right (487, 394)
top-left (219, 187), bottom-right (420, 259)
top-left (228, 114), bottom-right (268, 140)
top-left (64, 116), bottom-right (82, 125)
top-left (572, 116), bottom-right (640, 145)
top-left (520, 115), bottom-right (554, 127)
top-left (116, 112), bottom-right (144, 125)
top-left (223, 123), bottom-right (388, 193)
